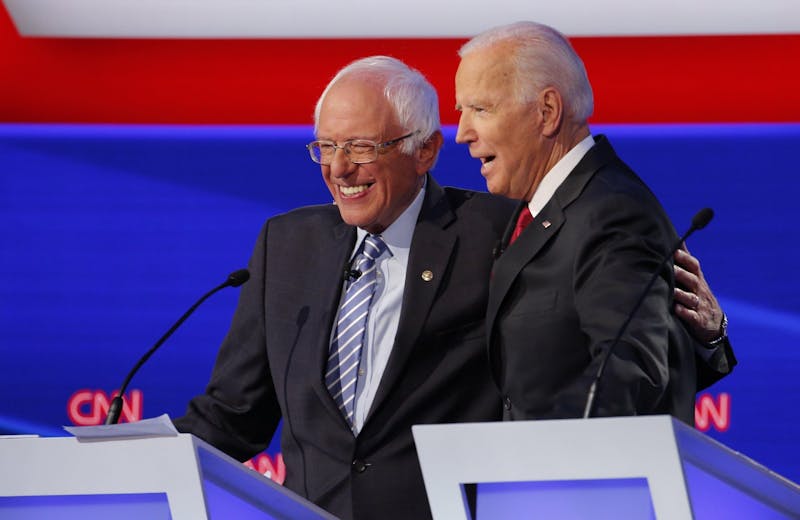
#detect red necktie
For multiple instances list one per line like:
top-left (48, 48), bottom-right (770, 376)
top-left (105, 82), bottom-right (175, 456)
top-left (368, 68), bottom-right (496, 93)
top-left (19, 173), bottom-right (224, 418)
top-left (509, 206), bottom-right (534, 245)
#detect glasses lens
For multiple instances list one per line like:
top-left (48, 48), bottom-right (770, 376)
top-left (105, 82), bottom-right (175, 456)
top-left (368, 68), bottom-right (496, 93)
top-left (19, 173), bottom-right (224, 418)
top-left (346, 141), bottom-right (378, 164)
top-left (309, 142), bottom-right (336, 164)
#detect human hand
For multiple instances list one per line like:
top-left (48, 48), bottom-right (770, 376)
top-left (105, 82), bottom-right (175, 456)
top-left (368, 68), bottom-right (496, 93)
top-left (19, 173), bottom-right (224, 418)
top-left (673, 243), bottom-right (724, 344)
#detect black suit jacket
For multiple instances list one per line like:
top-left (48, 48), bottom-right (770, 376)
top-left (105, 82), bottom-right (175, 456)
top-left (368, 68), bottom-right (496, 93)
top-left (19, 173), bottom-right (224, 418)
top-left (488, 136), bottom-right (703, 424)
top-left (175, 176), bottom-right (515, 520)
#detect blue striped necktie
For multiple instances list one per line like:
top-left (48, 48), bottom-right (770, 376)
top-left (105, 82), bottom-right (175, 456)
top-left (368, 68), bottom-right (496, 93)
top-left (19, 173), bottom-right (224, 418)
top-left (326, 234), bottom-right (388, 429)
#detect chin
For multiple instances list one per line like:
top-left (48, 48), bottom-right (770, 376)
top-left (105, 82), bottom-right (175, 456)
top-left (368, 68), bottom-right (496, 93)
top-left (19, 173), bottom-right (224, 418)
top-left (486, 181), bottom-right (507, 197)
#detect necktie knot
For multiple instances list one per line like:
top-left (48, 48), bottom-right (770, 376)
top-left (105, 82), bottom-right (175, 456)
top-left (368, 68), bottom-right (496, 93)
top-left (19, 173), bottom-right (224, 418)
top-left (361, 234), bottom-right (388, 263)
top-left (352, 235), bottom-right (387, 277)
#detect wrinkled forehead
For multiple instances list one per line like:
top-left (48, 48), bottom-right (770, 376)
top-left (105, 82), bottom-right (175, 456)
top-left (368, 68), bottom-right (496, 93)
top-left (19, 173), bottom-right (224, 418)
top-left (456, 47), bottom-right (519, 104)
top-left (459, 40), bottom-right (519, 74)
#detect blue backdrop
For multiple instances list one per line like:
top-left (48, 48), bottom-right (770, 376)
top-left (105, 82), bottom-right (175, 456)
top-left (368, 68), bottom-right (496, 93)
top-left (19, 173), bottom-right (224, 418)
top-left (1, 123), bottom-right (798, 483)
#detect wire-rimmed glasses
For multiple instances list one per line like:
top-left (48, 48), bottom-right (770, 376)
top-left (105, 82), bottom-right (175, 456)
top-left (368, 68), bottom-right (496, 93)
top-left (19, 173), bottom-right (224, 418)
top-left (306, 131), bottom-right (419, 165)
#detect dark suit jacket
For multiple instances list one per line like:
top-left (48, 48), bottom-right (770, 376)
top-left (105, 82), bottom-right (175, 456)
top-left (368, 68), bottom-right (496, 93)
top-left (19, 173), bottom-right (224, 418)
top-left (174, 176), bottom-right (515, 520)
top-left (487, 135), bottom-right (704, 424)
top-left (697, 337), bottom-right (736, 390)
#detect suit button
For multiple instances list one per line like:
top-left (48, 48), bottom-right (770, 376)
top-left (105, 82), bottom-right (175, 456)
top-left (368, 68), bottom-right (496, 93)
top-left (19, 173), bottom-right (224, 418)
top-left (352, 459), bottom-right (368, 473)
top-left (503, 396), bottom-right (512, 410)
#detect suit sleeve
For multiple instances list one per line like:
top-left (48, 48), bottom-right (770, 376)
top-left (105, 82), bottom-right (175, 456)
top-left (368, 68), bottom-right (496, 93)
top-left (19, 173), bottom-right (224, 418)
top-left (173, 221), bottom-right (282, 461)
top-left (695, 336), bottom-right (737, 390)
top-left (570, 194), bottom-right (680, 416)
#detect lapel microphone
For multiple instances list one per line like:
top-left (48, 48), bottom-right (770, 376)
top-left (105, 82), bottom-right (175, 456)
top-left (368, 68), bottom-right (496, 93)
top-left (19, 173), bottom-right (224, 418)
top-left (344, 268), bottom-right (362, 281)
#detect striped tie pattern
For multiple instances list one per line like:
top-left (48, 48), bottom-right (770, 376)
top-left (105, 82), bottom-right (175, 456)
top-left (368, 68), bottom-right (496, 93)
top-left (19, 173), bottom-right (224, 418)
top-left (326, 234), bottom-right (387, 428)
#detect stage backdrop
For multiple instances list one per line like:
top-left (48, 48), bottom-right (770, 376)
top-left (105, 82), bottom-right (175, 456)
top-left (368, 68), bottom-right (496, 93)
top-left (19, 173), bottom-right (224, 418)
top-left (1, 123), bottom-right (799, 485)
top-left (1, 0), bottom-right (799, 489)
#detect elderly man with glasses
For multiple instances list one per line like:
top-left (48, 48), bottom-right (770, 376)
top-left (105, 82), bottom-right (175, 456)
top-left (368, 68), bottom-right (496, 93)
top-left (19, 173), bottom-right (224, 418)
top-left (175, 56), bottom-right (515, 520)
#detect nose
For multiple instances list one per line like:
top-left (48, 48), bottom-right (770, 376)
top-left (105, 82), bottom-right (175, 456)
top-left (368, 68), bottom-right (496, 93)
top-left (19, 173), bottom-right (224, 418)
top-left (328, 146), bottom-right (356, 178)
top-left (455, 112), bottom-right (474, 144)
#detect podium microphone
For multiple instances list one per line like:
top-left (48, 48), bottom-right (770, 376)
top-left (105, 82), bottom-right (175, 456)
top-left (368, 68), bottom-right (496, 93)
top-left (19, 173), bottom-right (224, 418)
top-left (104, 268), bottom-right (250, 425)
top-left (582, 208), bottom-right (713, 419)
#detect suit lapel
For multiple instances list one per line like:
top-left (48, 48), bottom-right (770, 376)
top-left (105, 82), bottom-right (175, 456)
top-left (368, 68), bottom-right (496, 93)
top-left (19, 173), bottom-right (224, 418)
top-left (310, 220), bottom-right (358, 423)
top-left (500, 200), bottom-right (528, 251)
top-left (486, 204), bottom-right (565, 345)
top-left (486, 135), bottom-right (617, 347)
top-left (367, 178), bottom-right (456, 419)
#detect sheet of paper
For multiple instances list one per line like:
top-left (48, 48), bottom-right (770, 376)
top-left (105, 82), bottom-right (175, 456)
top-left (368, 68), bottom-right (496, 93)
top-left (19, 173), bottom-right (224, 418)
top-left (64, 413), bottom-right (178, 439)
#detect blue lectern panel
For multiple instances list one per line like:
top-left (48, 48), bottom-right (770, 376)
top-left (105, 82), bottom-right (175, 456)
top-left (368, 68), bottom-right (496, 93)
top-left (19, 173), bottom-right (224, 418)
top-left (0, 493), bottom-right (171, 520)
top-left (476, 478), bottom-right (654, 519)
top-left (204, 479), bottom-right (281, 519)
top-left (683, 461), bottom-right (797, 520)
top-left (197, 443), bottom-right (333, 520)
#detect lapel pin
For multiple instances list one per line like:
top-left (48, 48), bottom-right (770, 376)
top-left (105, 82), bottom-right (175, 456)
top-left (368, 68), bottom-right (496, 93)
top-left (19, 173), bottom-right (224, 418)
top-left (421, 270), bottom-right (434, 282)
top-left (542, 220), bottom-right (552, 229)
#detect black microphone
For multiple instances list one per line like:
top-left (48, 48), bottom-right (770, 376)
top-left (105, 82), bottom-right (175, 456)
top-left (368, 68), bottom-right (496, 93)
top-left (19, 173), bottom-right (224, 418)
top-left (343, 268), bottom-right (362, 281)
top-left (690, 207), bottom-right (714, 231)
top-left (104, 268), bottom-right (250, 425)
top-left (582, 208), bottom-right (714, 419)
top-left (225, 268), bottom-right (251, 288)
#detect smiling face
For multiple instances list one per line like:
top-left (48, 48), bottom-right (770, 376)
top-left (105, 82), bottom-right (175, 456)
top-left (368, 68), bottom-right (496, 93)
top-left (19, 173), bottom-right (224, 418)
top-left (316, 75), bottom-right (432, 234)
top-left (454, 44), bottom-right (550, 201)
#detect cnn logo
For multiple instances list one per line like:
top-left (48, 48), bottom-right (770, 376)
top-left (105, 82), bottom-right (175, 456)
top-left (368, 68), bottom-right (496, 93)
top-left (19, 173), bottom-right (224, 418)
top-left (695, 392), bottom-right (731, 432)
top-left (67, 389), bottom-right (143, 425)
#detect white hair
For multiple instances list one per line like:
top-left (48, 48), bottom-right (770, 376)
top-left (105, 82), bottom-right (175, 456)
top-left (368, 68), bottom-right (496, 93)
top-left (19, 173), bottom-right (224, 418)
top-left (459, 21), bottom-right (594, 123)
top-left (313, 56), bottom-right (440, 157)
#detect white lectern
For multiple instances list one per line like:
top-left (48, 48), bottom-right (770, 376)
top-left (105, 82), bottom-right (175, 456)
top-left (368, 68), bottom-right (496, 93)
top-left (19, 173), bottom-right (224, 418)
top-left (413, 415), bottom-right (800, 520)
top-left (0, 434), bottom-right (338, 519)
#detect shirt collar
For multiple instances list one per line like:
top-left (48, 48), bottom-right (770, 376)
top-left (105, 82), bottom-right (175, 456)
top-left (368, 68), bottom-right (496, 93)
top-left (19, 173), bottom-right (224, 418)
top-left (354, 176), bottom-right (427, 259)
top-left (528, 134), bottom-right (595, 217)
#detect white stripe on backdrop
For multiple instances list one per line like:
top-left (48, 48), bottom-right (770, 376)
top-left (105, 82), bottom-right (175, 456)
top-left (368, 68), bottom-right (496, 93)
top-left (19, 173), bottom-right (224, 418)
top-left (3, 0), bottom-right (800, 38)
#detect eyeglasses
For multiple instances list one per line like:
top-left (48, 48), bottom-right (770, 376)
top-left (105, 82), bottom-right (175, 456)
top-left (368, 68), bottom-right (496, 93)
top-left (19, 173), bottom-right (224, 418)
top-left (306, 131), bottom-right (419, 165)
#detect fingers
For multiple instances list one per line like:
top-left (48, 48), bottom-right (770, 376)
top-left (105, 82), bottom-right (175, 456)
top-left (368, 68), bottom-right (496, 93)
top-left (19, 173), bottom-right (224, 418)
top-left (674, 246), bottom-right (701, 276)
top-left (674, 301), bottom-right (697, 323)
top-left (675, 284), bottom-right (723, 343)
top-left (674, 287), bottom-right (700, 310)
top-left (674, 292), bottom-right (717, 343)
top-left (674, 263), bottom-right (698, 291)
top-left (673, 242), bottom-right (725, 343)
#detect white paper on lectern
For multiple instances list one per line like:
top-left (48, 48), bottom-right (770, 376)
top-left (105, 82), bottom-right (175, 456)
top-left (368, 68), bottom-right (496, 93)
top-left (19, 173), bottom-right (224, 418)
top-left (63, 413), bottom-right (178, 439)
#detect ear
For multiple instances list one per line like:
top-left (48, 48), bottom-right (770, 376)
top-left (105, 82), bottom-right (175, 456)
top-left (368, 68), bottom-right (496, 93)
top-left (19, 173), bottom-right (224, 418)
top-left (415, 130), bottom-right (444, 175)
top-left (538, 87), bottom-right (563, 137)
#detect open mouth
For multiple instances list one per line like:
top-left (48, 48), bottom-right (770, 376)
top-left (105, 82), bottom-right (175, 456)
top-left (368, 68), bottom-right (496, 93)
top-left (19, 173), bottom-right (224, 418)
top-left (481, 156), bottom-right (496, 165)
top-left (340, 183), bottom-right (373, 197)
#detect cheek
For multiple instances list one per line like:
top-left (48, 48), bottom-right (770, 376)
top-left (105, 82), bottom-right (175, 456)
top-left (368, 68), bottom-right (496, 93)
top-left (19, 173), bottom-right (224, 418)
top-left (374, 178), bottom-right (394, 207)
top-left (479, 118), bottom-right (494, 133)
top-left (321, 170), bottom-right (337, 196)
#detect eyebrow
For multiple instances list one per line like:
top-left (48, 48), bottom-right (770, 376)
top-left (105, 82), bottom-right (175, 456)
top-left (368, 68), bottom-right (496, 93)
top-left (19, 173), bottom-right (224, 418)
top-left (455, 102), bottom-right (489, 111)
top-left (315, 134), bottom-right (380, 143)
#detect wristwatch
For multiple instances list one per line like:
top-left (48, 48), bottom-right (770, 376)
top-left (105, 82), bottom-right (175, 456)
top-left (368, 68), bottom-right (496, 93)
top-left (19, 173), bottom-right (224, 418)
top-left (706, 313), bottom-right (728, 347)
